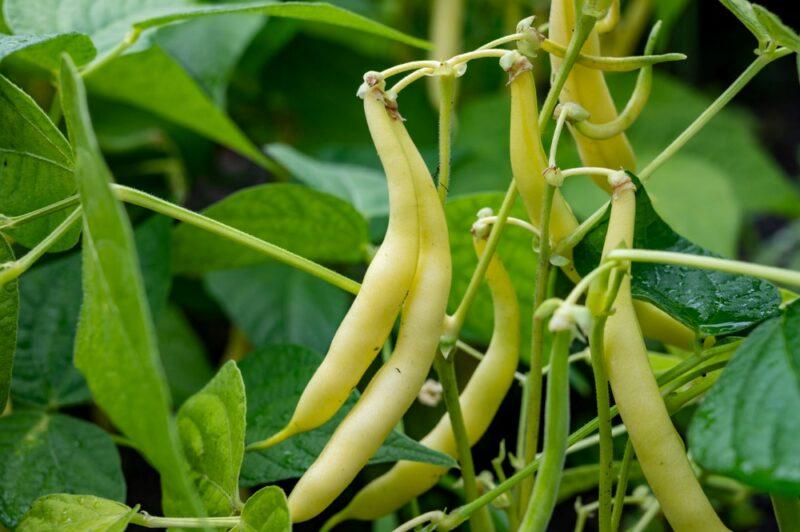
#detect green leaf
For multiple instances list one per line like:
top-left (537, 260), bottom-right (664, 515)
top-left (173, 183), bottom-right (368, 275)
top-left (12, 216), bottom-right (173, 409)
top-left (0, 74), bottom-right (79, 251)
top-left (0, 236), bottom-right (18, 409)
top-left (59, 55), bottom-right (200, 514)
top-left (17, 494), bottom-right (134, 532)
top-left (718, 0), bottom-right (770, 43)
top-left (164, 361), bottom-right (246, 520)
top-left (131, 1), bottom-right (429, 50)
top-left (239, 345), bottom-right (457, 487)
top-left (85, 45), bottom-right (272, 170)
top-left (0, 32), bottom-right (96, 68)
top-left (231, 486), bottom-right (290, 532)
top-left (0, 412), bottom-right (125, 528)
top-left (573, 173), bottom-right (781, 336)
top-left (610, 72), bottom-right (800, 216)
top-left (689, 301), bottom-right (800, 495)
top-left (205, 262), bottom-right (350, 354)
top-left (753, 5), bottom-right (800, 51)
top-left (445, 193), bottom-right (537, 356)
top-left (157, 304), bottom-right (214, 407)
top-left (266, 143), bottom-right (389, 220)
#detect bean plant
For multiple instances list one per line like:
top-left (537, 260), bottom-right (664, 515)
top-left (0, 0), bottom-right (799, 531)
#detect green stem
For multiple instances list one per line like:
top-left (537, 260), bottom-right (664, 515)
top-left (80, 28), bottom-right (142, 78)
top-left (432, 354), bottom-right (491, 532)
top-left (520, 331), bottom-right (572, 532)
top-left (552, 199), bottom-right (610, 255)
top-left (639, 48), bottom-right (792, 181)
top-left (437, 74), bottom-right (456, 204)
top-left (607, 248), bottom-right (800, 288)
top-left (0, 195), bottom-right (80, 230)
top-left (113, 185), bottom-right (361, 295)
top-left (771, 496), bottom-right (800, 532)
top-left (610, 439), bottom-right (634, 531)
top-left (0, 208), bottom-right (82, 287)
top-left (130, 513), bottom-right (239, 529)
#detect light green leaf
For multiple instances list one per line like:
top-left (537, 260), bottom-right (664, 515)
top-left (689, 301), bottom-right (800, 495)
top-left (17, 494), bottom-right (134, 532)
top-left (240, 345), bottom-right (456, 487)
top-left (131, 1), bottom-right (429, 50)
top-left (752, 4), bottom-right (800, 52)
top-left (0, 74), bottom-right (79, 251)
top-left (205, 262), bottom-right (350, 354)
top-left (641, 153), bottom-right (741, 257)
top-left (164, 361), bottom-right (246, 520)
top-left (12, 216), bottom-right (172, 409)
top-left (231, 486), bottom-right (290, 532)
top-left (0, 236), bottom-right (18, 409)
top-left (157, 304), bottom-right (214, 406)
top-left (718, 0), bottom-right (769, 43)
top-left (173, 183), bottom-right (368, 275)
top-left (0, 32), bottom-right (96, 68)
top-left (0, 412), bottom-right (125, 529)
top-left (85, 45), bottom-right (271, 170)
top-left (267, 143), bottom-right (389, 220)
top-left (59, 55), bottom-right (200, 515)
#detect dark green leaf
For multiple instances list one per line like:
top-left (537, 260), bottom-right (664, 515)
top-left (0, 74), bottom-right (79, 251)
top-left (172, 183), bottom-right (368, 275)
top-left (231, 486), bottom-right (290, 532)
top-left (0, 236), bottom-right (18, 409)
top-left (689, 301), bottom-right (800, 495)
top-left (157, 304), bottom-right (214, 407)
top-left (59, 56), bottom-right (200, 514)
top-left (267, 143), bottom-right (389, 220)
top-left (752, 4), bottom-right (800, 51)
top-left (0, 411), bottom-right (125, 528)
top-left (164, 361), bottom-right (246, 519)
top-left (12, 216), bottom-right (173, 409)
top-left (718, 0), bottom-right (770, 43)
top-left (239, 345), bottom-right (456, 487)
top-left (0, 32), bottom-right (96, 68)
top-left (17, 494), bottom-right (134, 532)
top-left (205, 262), bottom-right (350, 354)
top-left (573, 174), bottom-right (781, 336)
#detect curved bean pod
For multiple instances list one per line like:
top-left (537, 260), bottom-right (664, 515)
top-left (287, 92), bottom-right (452, 523)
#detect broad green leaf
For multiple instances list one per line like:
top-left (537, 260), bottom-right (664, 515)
top-left (157, 304), bottom-right (214, 406)
top-left (689, 301), bottom-right (800, 495)
top-left (0, 32), bottom-right (96, 68)
top-left (752, 5), bottom-right (800, 52)
top-left (59, 56), bottom-right (200, 515)
top-left (641, 153), bottom-right (741, 257)
top-left (173, 183), bottom-right (368, 275)
top-left (12, 216), bottom-right (173, 409)
top-left (0, 74), bottom-right (79, 251)
top-left (0, 236), bottom-right (18, 408)
top-left (205, 262), bottom-right (350, 354)
top-left (85, 45), bottom-right (272, 170)
top-left (164, 361), bottom-right (246, 520)
top-left (573, 173), bottom-right (781, 336)
top-left (0, 412), bottom-right (125, 528)
top-left (131, 1), bottom-right (429, 50)
top-left (17, 494), bottom-right (134, 532)
top-left (231, 486), bottom-right (290, 532)
top-left (445, 193), bottom-right (537, 356)
top-left (239, 345), bottom-right (456, 487)
top-left (611, 72), bottom-right (800, 216)
top-left (266, 143), bottom-right (390, 220)
top-left (718, 0), bottom-right (769, 43)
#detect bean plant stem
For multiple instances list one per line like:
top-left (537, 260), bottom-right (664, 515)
top-left (80, 28), bottom-right (142, 78)
top-left (432, 354), bottom-right (491, 532)
top-left (607, 248), bottom-right (800, 288)
top-left (610, 439), bottom-right (635, 531)
top-left (130, 513), bottom-right (239, 529)
top-left (437, 74), bottom-right (456, 204)
top-left (640, 48), bottom-right (791, 180)
top-left (770, 496), bottom-right (800, 532)
top-left (0, 195), bottom-right (80, 230)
